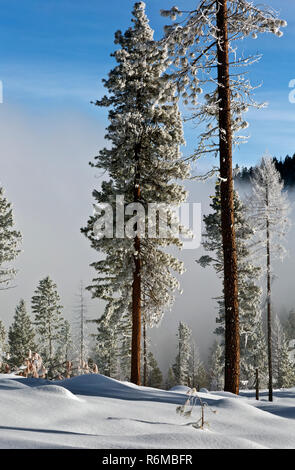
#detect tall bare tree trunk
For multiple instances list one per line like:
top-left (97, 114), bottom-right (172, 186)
top-left (49, 324), bottom-right (52, 360)
top-left (143, 315), bottom-right (147, 386)
top-left (255, 367), bottom-right (259, 401)
top-left (216, 0), bottom-right (240, 394)
top-left (131, 143), bottom-right (141, 385)
top-left (266, 184), bottom-right (273, 401)
top-left (80, 282), bottom-right (85, 365)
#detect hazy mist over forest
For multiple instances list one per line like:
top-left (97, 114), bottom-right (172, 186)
top-left (1, 104), bottom-right (294, 371)
top-left (1, 0), bottom-right (295, 373)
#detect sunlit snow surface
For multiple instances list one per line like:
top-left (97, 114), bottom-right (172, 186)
top-left (0, 373), bottom-right (295, 449)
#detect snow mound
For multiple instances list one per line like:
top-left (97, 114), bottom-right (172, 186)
top-left (32, 384), bottom-right (81, 401)
top-left (199, 388), bottom-right (209, 393)
top-left (16, 377), bottom-right (50, 387)
top-left (54, 373), bottom-right (131, 396)
top-left (1, 375), bottom-right (295, 448)
top-left (52, 374), bottom-right (196, 404)
top-left (169, 385), bottom-right (191, 393)
top-left (0, 373), bottom-right (23, 379)
top-left (0, 377), bottom-right (29, 390)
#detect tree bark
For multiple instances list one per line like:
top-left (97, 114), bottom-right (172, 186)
top-left (143, 315), bottom-right (147, 386)
top-left (131, 143), bottom-right (142, 385)
top-left (255, 367), bottom-right (259, 401)
top-left (216, 0), bottom-right (240, 394)
top-left (266, 184), bottom-right (273, 401)
top-left (80, 283), bottom-right (85, 365)
top-left (49, 324), bottom-right (52, 360)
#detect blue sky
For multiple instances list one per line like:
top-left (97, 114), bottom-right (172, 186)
top-left (0, 1), bottom-right (295, 362)
top-left (0, 0), bottom-right (295, 165)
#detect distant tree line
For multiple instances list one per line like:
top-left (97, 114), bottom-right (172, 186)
top-left (235, 154), bottom-right (295, 188)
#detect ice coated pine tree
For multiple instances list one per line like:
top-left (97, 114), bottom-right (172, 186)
top-left (283, 310), bottom-right (295, 341)
top-left (8, 299), bottom-right (36, 368)
top-left (277, 337), bottom-right (295, 389)
top-left (161, 0), bottom-right (286, 395)
top-left (0, 320), bottom-right (7, 368)
top-left (32, 276), bottom-right (64, 364)
top-left (57, 320), bottom-right (73, 363)
top-left (119, 315), bottom-right (132, 381)
top-left (273, 316), bottom-right (295, 389)
top-left (208, 341), bottom-right (224, 391)
top-left (95, 317), bottom-right (119, 378)
top-left (0, 320), bottom-right (5, 349)
top-left (82, 2), bottom-right (189, 384)
top-left (173, 322), bottom-right (192, 386)
top-left (73, 282), bottom-right (89, 366)
top-left (0, 187), bottom-right (22, 289)
top-left (165, 366), bottom-right (177, 389)
top-left (189, 342), bottom-right (208, 390)
top-left (198, 183), bottom-right (267, 386)
top-left (247, 156), bottom-right (290, 401)
top-left (146, 351), bottom-right (163, 389)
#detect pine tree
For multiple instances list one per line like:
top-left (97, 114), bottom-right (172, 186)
top-left (273, 316), bottom-right (295, 389)
top-left (57, 320), bottom-right (73, 363)
top-left (161, 0), bottom-right (286, 395)
top-left (215, 1), bottom-right (239, 394)
top-left (189, 343), bottom-right (208, 390)
top-left (198, 183), bottom-right (267, 384)
top-left (248, 156), bottom-right (290, 401)
top-left (141, 307), bottom-right (156, 386)
top-left (0, 320), bottom-right (7, 367)
top-left (72, 282), bottom-right (91, 366)
top-left (284, 310), bottom-right (295, 341)
top-left (77, 282), bottom-right (87, 365)
top-left (0, 187), bottom-right (22, 289)
top-left (92, 307), bottom-right (131, 380)
top-left (273, 315), bottom-right (283, 386)
top-left (95, 315), bottom-right (119, 378)
top-left (146, 351), bottom-right (163, 389)
top-left (142, 312), bottom-right (148, 386)
top-left (0, 320), bottom-right (5, 349)
top-left (8, 299), bottom-right (36, 367)
top-left (173, 322), bottom-right (192, 386)
top-left (208, 341), bottom-right (224, 391)
top-left (119, 314), bottom-right (132, 381)
top-left (243, 312), bottom-right (268, 389)
top-left (82, 2), bottom-right (189, 385)
top-left (165, 366), bottom-right (177, 390)
top-left (32, 276), bottom-right (64, 363)
top-left (277, 338), bottom-right (295, 389)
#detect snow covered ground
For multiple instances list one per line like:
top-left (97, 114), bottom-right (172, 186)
top-left (0, 373), bottom-right (295, 449)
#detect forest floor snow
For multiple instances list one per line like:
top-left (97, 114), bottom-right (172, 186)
top-left (0, 373), bottom-right (295, 449)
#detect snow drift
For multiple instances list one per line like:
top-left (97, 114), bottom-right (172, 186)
top-left (0, 373), bottom-right (295, 449)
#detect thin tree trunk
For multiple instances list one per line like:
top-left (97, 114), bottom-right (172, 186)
top-left (266, 184), bottom-right (273, 401)
top-left (49, 324), bottom-right (52, 360)
top-left (255, 367), bottom-right (259, 401)
top-left (143, 315), bottom-right (147, 386)
top-left (131, 143), bottom-right (141, 385)
top-left (80, 282), bottom-right (84, 365)
top-left (216, 0), bottom-right (240, 394)
top-left (191, 344), bottom-right (195, 389)
top-left (178, 335), bottom-right (181, 385)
